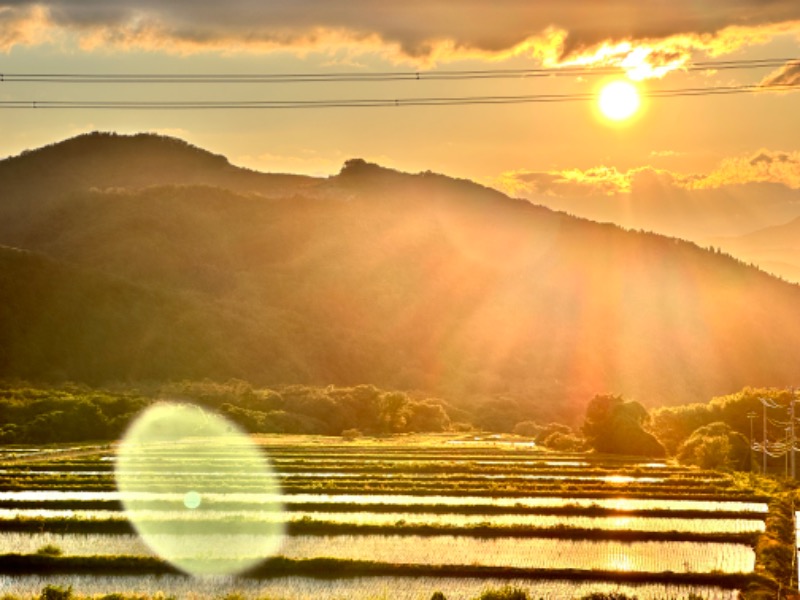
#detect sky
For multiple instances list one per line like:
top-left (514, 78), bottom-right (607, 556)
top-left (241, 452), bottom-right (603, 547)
top-left (2, 1), bottom-right (800, 249)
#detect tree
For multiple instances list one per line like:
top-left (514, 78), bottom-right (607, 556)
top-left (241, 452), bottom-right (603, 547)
top-left (406, 400), bottom-right (450, 432)
top-left (677, 422), bottom-right (750, 470)
top-left (650, 403), bottom-right (714, 456)
top-left (512, 420), bottom-right (541, 437)
top-left (378, 391), bottom-right (410, 433)
top-left (582, 394), bottom-right (665, 457)
top-left (536, 422), bottom-right (572, 445)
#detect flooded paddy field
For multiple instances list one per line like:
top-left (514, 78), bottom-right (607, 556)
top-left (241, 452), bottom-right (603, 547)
top-left (0, 434), bottom-right (769, 599)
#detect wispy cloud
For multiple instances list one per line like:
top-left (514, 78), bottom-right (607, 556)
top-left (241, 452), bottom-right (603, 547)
top-left (698, 150), bottom-right (800, 189)
top-left (559, 21), bottom-right (800, 79)
top-left (0, 5), bottom-right (51, 49)
top-left (1, 1), bottom-right (798, 74)
top-left (760, 60), bottom-right (800, 87)
top-left (650, 150), bottom-right (683, 158)
top-left (497, 149), bottom-right (800, 199)
top-left (497, 166), bottom-right (633, 197)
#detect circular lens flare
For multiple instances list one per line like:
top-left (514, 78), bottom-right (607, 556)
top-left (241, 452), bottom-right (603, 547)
top-left (598, 81), bottom-right (641, 122)
top-left (115, 402), bottom-right (284, 576)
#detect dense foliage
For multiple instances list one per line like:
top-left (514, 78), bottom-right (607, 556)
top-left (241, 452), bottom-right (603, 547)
top-left (1, 380), bottom-right (795, 463)
top-left (582, 395), bottom-right (665, 457)
top-left (0, 381), bottom-right (452, 443)
top-left (651, 387), bottom-right (796, 472)
top-left (677, 422), bottom-right (750, 470)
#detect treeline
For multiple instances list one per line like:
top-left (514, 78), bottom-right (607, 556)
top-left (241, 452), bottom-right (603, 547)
top-left (650, 387), bottom-right (795, 470)
top-left (0, 379), bottom-right (573, 448)
top-left (0, 379), bottom-right (793, 474)
top-left (0, 380), bottom-right (453, 444)
top-left (495, 387), bottom-right (794, 469)
top-left (0, 383), bottom-right (148, 444)
top-left (566, 387), bottom-right (794, 468)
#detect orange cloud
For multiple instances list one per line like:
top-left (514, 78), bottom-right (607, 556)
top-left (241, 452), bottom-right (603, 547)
top-left (496, 150), bottom-right (800, 200)
top-left (695, 150), bottom-right (800, 189)
top-left (1, 2), bottom-right (798, 72)
top-left (559, 21), bottom-right (800, 80)
top-left (496, 166), bottom-right (691, 198)
top-left (0, 5), bottom-right (53, 51)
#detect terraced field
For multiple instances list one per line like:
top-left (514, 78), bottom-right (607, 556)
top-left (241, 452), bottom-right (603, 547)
top-left (0, 434), bottom-right (771, 599)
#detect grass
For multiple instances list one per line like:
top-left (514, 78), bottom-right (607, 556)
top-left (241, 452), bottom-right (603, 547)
top-left (0, 516), bottom-right (762, 543)
top-left (0, 553), bottom-right (765, 586)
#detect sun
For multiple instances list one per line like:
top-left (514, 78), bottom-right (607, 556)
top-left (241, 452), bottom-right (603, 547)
top-left (598, 80), bottom-right (641, 122)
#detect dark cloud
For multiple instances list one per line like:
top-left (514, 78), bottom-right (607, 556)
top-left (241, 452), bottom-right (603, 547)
top-left (750, 151), bottom-right (792, 166)
top-left (1, 0), bottom-right (799, 59)
top-left (514, 171), bottom-right (561, 187)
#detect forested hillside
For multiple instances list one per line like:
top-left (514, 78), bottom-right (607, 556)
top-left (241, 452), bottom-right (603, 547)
top-left (2, 133), bottom-right (800, 424)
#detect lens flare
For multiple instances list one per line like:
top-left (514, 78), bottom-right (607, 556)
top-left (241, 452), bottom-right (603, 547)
top-left (115, 402), bottom-right (284, 576)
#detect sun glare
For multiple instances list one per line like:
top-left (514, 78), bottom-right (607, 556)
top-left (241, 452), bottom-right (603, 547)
top-left (598, 80), bottom-right (641, 122)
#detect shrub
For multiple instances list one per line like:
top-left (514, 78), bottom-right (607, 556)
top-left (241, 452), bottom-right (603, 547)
top-left (341, 428), bottom-right (362, 441)
top-left (430, 593), bottom-right (447, 600)
top-left (677, 422), bottom-right (749, 470)
top-left (542, 431), bottom-right (585, 451)
top-left (512, 420), bottom-right (540, 437)
top-left (479, 587), bottom-right (529, 600)
top-left (39, 586), bottom-right (72, 600)
top-left (35, 544), bottom-right (63, 557)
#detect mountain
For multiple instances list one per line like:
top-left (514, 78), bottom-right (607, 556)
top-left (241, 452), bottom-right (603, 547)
top-left (0, 133), bottom-right (314, 248)
top-left (0, 245), bottom-right (316, 384)
top-left (2, 132), bottom-right (800, 423)
top-left (712, 216), bottom-right (800, 284)
top-left (524, 181), bottom-right (800, 263)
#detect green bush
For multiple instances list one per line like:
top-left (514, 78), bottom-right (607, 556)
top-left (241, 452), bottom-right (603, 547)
top-left (35, 544), bottom-right (63, 557)
top-left (478, 587), bottom-right (529, 600)
top-left (39, 586), bottom-right (72, 600)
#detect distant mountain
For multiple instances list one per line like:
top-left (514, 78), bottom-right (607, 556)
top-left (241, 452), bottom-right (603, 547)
top-left (0, 133), bottom-right (314, 248)
top-left (2, 133), bottom-right (800, 423)
top-left (2, 132), bottom-right (312, 195)
top-left (527, 181), bottom-right (800, 245)
top-left (712, 216), bottom-right (800, 283)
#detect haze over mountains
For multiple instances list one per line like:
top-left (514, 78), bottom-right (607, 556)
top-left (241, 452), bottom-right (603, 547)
top-left (2, 133), bottom-right (799, 423)
top-left (711, 217), bottom-right (800, 284)
top-left (517, 178), bottom-right (800, 284)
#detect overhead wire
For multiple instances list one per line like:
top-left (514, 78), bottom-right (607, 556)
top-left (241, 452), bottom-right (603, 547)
top-left (0, 57), bottom-right (797, 110)
top-left (1, 57), bottom-right (797, 83)
top-left (0, 82), bottom-right (797, 110)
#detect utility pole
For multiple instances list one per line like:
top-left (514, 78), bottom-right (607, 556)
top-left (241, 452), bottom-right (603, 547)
top-left (787, 426), bottom-right (791, 479)
top-left (748, 412), bottom-right (757, 473)
top-left (763, 398), bottom-right (768, 475)
top-left (792, 388), bottom-right (797, 480)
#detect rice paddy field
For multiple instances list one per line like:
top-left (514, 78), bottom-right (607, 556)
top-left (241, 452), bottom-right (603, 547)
top-left (0, 434), bottom-right (773, 599)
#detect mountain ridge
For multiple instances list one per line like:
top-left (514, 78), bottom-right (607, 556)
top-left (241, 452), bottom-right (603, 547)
top-left (1, 133), bottom-right (799, 423)
top-left (712, 215), bottom-right (800, 283)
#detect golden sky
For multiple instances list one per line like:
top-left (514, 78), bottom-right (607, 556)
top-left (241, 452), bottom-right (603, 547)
top-left (2, 1), bottom-right (800, 239)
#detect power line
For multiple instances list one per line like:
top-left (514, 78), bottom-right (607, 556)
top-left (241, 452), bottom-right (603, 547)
top-left (0, 82), bottom-right (797, 110)
top-left (0, 57), bottom-right (797, 84)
